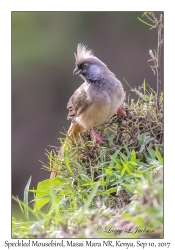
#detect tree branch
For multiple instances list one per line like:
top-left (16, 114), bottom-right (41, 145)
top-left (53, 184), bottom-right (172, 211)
top-left (144, 12), bottom-right (163, 112)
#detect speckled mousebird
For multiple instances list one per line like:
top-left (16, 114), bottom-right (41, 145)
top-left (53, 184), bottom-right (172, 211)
top-left (67, 43), bottom-right (125, 144)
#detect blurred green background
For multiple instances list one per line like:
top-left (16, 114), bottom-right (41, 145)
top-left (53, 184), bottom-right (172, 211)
top-left (12, 12), bottom-right (163, 206)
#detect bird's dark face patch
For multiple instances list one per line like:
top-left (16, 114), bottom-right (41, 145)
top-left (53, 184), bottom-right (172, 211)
top-left (77, 62), bottom-right (89, 75)
top-left (75, 62), bottom-right (103, 83)
top-left (73, 62), bottom-right (89, 76)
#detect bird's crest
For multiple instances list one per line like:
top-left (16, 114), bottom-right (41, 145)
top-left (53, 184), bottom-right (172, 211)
top-left (74, 43), bottom-right (95, 65)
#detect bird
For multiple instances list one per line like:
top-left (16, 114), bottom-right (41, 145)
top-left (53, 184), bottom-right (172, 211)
top-left (67, 43), bottom-right (125, 143)
top-left (50, 43), bottom-right (125, 178)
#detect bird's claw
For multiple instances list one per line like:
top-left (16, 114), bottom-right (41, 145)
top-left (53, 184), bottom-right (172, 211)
top-left (90, 129), bottom-right (104, 145)
top-left (117, 107), bottom-right (126, 117)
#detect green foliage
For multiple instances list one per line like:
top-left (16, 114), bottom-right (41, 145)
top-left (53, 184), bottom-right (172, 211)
top-left (23, 176), bottom-right (32, 221)
top-left (12, 142), bottom-right (163, 238)
top-left (12, 80), bottom-right (163, 238)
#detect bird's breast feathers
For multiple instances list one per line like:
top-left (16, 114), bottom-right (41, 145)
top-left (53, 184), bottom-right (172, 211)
top-left (74, 80), bottom-right (124, 130)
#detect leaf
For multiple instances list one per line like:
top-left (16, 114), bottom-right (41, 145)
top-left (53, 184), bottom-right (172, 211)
top-left (34, 178), bottom-right (63, 211)
top-left (63, 143), bottom-right (73, 175)
top-left (109, 134), bottom-right (114, 147)
top-left (110, 148), bottom-right (122, 167)
top-left (82, 181), bottom-right (101, 211)
top-left (137, 133), bottom-right (145, 143)
top-left (105, 168), bottom-right (113, 176)
top-left (119, 152), bottom-right (128, 162)
top-left (155, 148), bottom-right (163, 164)
top-left (123, 143), bottom-right (130, 156)
top-left (12, 195), bottom-right (39, 220)
top-left (64, 154), bottom-right (73, 175)
top-left (139, 144), bottom-right (146, 153)
top-left (128, 162), bottom-right (138, 172)
top-left (16, 196), bottom-right (24, 213)
top-left (23, 176), bottom-right (32, 221)
top-left (60, 196), bottom-right (68, 210)
top-left (137, 17), bottom-right (154, 28)
top-left (111, 174), bottom-right (135, 186)
top-left (131, 150), bottom-right (136, 162)
top-left (143, 79), bottom-right (146, 94)
top-left (134, 90), bottom-right (147, 101)
top-left (138, 134), bottom-right (155, 153)
top-left (124, 164), bottom-right (132, 174)
top-left (125, 188), bottom-right (133, 198)
top-left (130, 172), bottom-right (142, 178)
top-left (80, 174), bottom-right (93, 183)
top-left (49, 150), bottom-right (52, 167)
top-left (121, 166), bottom-right (125, 177)
top-left (147, 147), bottom-right (156, 159)
top-left (144, 136), bottom-right (154, 144)
top-left (74, 161), bottom-right (83, 174)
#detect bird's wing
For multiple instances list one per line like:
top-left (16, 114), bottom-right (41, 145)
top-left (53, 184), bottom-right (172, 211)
top-left (67, 83), bottom-right (91, 120)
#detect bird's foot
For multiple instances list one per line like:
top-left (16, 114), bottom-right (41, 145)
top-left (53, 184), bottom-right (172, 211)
top-left (117, 107), bottom-right (126, 117)
top-left (90, 129), bottom-right (104, 145)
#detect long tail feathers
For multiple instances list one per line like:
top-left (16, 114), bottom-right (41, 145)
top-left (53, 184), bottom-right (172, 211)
top-left (50, 122), bottom-right (84, 179)
top-left (67, 122), bottom-right (85, 138)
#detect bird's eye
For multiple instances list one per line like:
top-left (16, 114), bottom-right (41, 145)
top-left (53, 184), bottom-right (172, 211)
top-left (83, 63), bottom-right (88, 68)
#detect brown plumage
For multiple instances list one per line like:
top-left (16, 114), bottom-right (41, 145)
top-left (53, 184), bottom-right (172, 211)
top-left (50, 43), bottom-right (125, 178)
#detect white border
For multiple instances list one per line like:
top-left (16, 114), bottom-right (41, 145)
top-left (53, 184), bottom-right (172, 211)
top-left (0, 0), bottom-right (175, 249)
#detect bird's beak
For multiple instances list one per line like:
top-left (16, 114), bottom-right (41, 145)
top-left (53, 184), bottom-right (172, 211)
top-left (73, 67), bottom-right (81, 75)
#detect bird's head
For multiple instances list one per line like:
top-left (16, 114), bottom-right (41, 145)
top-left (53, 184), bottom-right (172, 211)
top-left (73, 43), bottom-right (109, 83)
